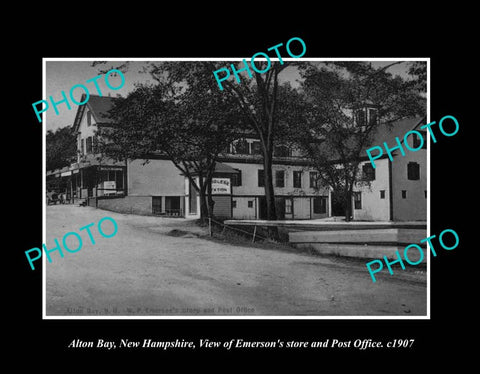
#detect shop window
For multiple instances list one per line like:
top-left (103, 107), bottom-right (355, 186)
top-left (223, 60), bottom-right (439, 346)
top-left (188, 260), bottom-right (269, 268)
top-left (115, 170), bottom-right (123, 190)
top-left (293, 171), bottom-right (302, 188)
top-left (275, 170), bottom-right (285, 188)
top-left (353, 192), bottom-right (362, 209)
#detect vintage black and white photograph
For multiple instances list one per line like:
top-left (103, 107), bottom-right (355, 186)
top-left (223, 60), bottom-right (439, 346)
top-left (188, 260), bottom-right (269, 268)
top-left (44, 59), bottom-right (428, 318)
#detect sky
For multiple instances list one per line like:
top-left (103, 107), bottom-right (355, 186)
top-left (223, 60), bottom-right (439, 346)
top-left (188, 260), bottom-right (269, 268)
top-left (44, 60), bottom-right (417, 132)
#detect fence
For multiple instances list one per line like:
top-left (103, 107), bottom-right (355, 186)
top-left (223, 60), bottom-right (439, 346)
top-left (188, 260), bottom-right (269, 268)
top-left (208, 217), bottom-right (274, 243)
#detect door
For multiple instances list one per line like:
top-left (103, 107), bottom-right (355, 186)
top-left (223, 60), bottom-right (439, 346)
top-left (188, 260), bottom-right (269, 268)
top-left (275, 197), bottom-right (286, 220)
top-left (331, 192), bottom-right (345, 216)
top-left (258, 197), bottom-right (267, 220)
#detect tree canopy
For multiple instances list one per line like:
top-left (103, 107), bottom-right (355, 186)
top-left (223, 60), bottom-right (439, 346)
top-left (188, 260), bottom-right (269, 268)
top-left (46, 125), bottom-right (77, 171)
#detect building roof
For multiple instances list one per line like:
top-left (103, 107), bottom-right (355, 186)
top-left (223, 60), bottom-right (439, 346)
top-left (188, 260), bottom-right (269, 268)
top-left (366, 116), bottom-right (425, 152)
top-left (73, 94), bottom-right (117, 133)
top-left (186, 162), bottom-right (240, 176)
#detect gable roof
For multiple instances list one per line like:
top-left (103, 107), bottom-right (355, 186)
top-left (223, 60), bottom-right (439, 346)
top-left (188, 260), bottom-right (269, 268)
top-left (365, 116), bottom-right (425, 153)
top-left (73, 94), bottom-right (117, 133)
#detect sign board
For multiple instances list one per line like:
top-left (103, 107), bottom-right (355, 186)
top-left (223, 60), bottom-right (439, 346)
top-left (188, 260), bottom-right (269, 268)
top-left (99, 166), bottom-right (124, 171)
top-left (103, 181), bottom-right (116, 195)
top-left (211, 178), bottom-right (231, 195)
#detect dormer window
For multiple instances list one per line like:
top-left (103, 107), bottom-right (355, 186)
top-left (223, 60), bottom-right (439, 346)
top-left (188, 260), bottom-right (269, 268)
top-left (234, 139), bottom-right (249, 155)
top-left (368, 108), bottom-right (377, 126)
top-left (355, 105), bottom-right (378, 128)
top-left (355, 109), bottom-right (366, 126)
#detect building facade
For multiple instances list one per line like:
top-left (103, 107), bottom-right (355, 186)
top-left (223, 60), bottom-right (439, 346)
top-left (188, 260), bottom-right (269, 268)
top-left (46, 95), bottom-right (426, 222)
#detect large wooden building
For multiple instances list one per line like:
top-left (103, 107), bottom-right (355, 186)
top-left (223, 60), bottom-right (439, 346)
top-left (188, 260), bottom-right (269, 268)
top-left (46, 95), bottom-right (426, 222)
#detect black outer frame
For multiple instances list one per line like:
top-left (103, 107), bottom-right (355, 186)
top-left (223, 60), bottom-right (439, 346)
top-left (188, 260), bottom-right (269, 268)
top-left (12, 24), bottom-right (471, 365)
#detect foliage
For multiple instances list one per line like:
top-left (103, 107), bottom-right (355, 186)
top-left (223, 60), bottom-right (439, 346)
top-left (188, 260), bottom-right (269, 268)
top-left (97, 62), bottom-right (242, 219)
top-left (46, 125), bottom-right (77, 171)
top-left (292, 61), bottom-right (426, 220)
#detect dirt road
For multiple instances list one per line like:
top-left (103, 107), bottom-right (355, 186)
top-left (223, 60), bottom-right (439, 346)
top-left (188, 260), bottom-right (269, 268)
top-left (45, 205), bottom-right (427, 317)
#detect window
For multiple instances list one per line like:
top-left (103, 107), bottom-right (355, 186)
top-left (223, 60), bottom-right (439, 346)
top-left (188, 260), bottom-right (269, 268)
top-left (356, 110), bottom-right (366, 126)
top-left (420, 131), bottom-right (427, 149)
top-left (87, 110), bottom-right (92, 126)
top-left (166, 196), bottom-right (181, 214)
top-left (285, 199), bottom-right (292, 214)
top-left (407, 162), bottom-right (420, 180)
top-left (234, 139), bottom-right (249, 154)
top-left (93, 136), bottom-right (98, 154)
top-left (232, 200), bottom-right (237, 208)
top-left (412, 133), bottom-right (422, 149)
top-left (152, 197), bottom-right (162, 215)
top-left (115, 170), bottom-right (123, 190)
top-left (81, 139), bottom-right (85, 155)
top-left (362, 164), bottom-right (376, 181)
top-left (86, 136), bottom-right (93, 154)
top-left (222, 144), bottom-right (231, 154)
top-left (353, 192), bottom-right (362, 209)
top-left (231, 170), bottom-right (242, 186)
top-left (248, 200), bottom-right (253, 208)
top-left (313, 197), bottom-right (326, 214)
top-left (275, 170), bottom-right (285, 188)
top-left (380, 190), bottom-right (385, 199)
top-left (251, 141), bottom-right (262, 155)
top-left (402, 190), bottom-right (407, 199)
top-left (368, 108), bottom-right (377, 126)
top-left (309, 172), bottom-right (318, 188)
top-left (293, 171), bottom-right (302, 188)
top-left (274, 145), bottom-right (290, 157)
top-left (424, 190), bottom-right (427, 199)
top-left (258, 170), bottom-right (264, 187)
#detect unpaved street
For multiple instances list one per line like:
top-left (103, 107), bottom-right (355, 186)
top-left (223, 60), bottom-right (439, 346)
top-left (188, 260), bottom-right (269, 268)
top-left (45, 205), bottom-right (427, 317)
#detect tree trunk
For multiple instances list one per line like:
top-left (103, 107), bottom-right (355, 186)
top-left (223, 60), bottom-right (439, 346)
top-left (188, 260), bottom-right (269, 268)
top-left (263, 151), bottom-right (277, 221)
top-left (207, 178), bottom-right (215, 218)
top-left (262, 151), bottom-right (279, 240)
top-left (344, 190), bottom-right (352, 222)
top-left (197, 173), bottom-right (209, 223)
top-left (199, 192), bottom-right (209, 222)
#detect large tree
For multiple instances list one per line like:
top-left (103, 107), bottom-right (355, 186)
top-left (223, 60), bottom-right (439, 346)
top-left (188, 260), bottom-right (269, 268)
top-left (293, 61), bottom-right (426, 221)
top-left (46, 125), bottom-right (77, 171)
top-left (210, 61), bottom-right (296, 222)
top-left (96, 62), bottom-right (241, 220)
